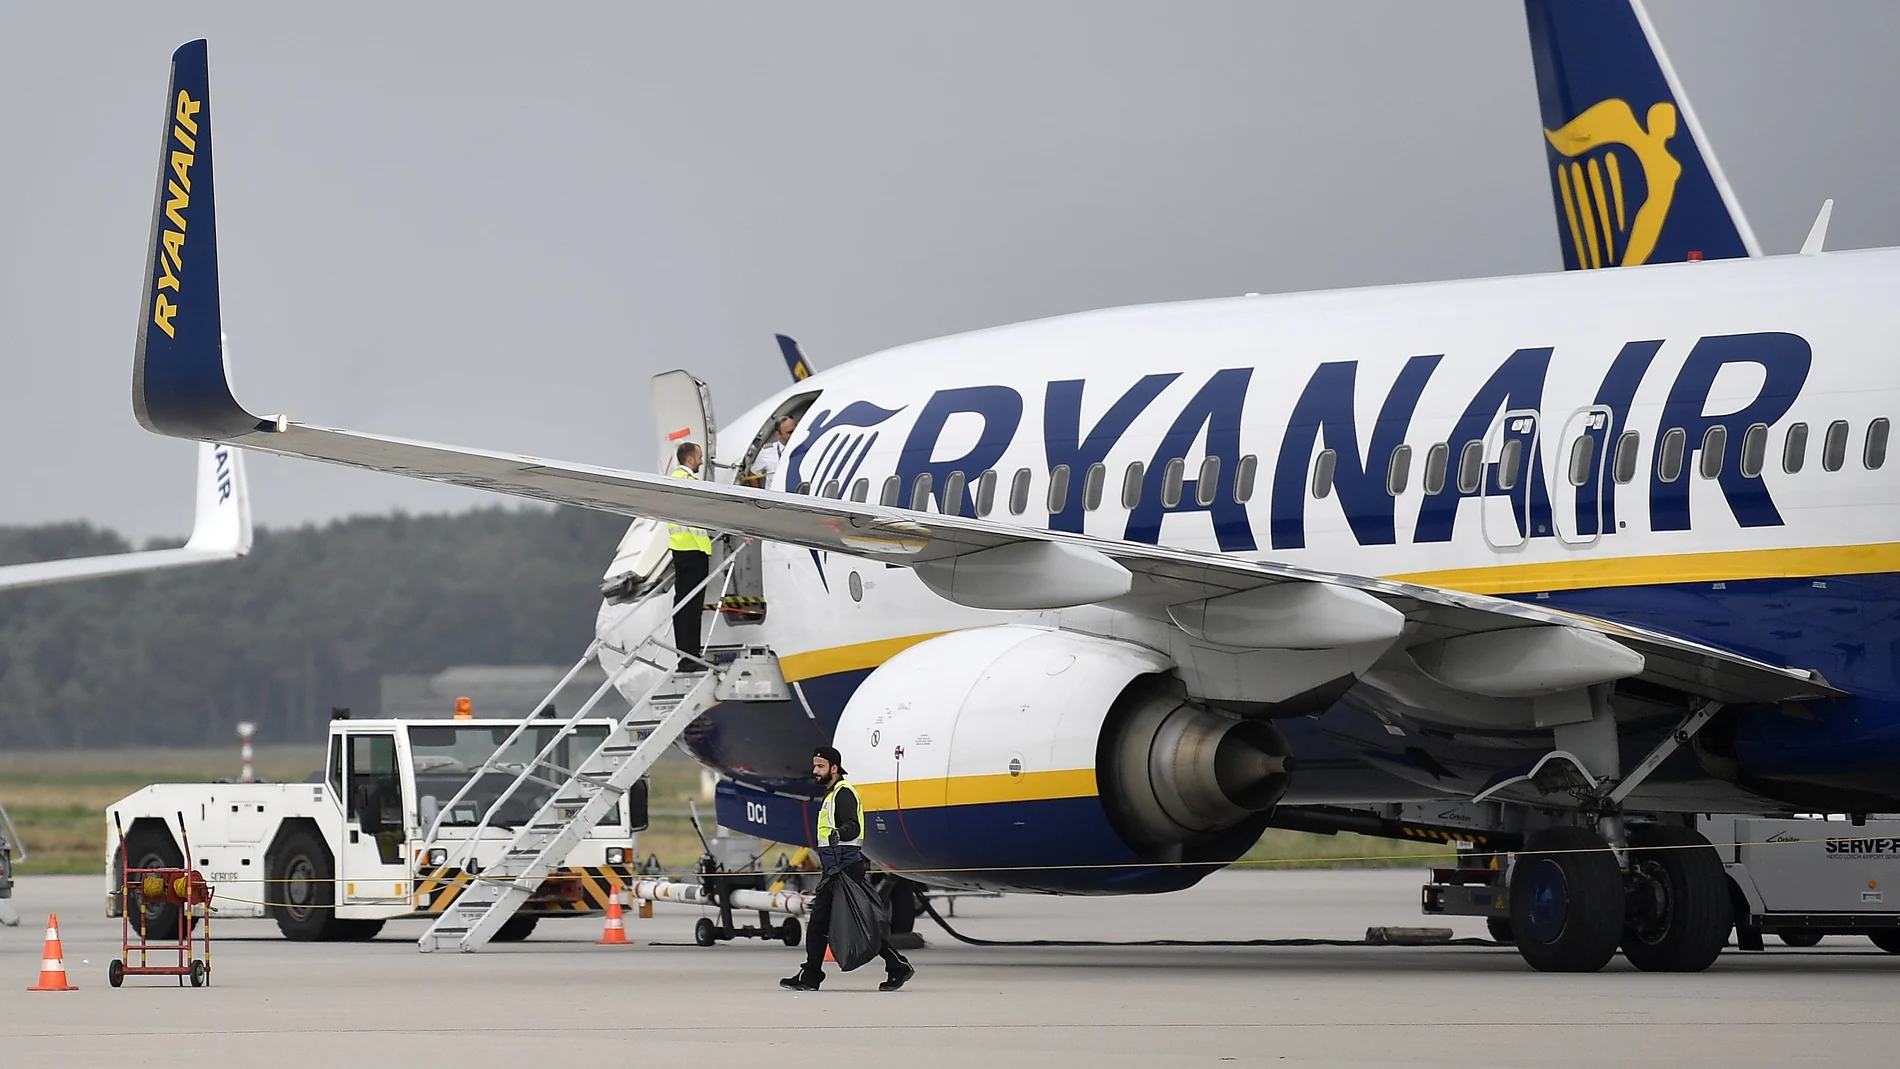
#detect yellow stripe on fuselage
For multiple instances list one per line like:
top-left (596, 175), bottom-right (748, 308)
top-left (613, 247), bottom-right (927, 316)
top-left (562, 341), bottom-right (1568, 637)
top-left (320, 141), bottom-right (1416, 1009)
top-left (1390, 541), bottom-right (1900, 596)
top-left (779, 632), bottom-right (949, 682)
top-left (855, 768), bottom-right (1097, 811)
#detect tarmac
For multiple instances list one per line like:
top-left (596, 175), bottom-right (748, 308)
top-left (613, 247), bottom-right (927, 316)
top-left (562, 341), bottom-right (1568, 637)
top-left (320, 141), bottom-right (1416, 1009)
top-left (3, 869), bottom-right (1898, 1067)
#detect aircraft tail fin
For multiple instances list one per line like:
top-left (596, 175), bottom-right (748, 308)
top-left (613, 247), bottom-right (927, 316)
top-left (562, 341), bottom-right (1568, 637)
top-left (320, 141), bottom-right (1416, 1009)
top-left (1524, 0), bottom-right (1761, 268)
top-left (776, 334), bottom-right (816, 382)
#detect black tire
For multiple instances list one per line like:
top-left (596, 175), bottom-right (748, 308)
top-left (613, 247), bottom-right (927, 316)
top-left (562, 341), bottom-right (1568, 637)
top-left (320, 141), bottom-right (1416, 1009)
top-left (1868, 930), bottom-right (1900, 953)
top-left (886, 878), bottom-right (921, 935)
top-left (1509, 827), bottom-right (1625, 973)
top-left (1778, 929), bottom-right (1825, 948)
top-left (270, 826), bottom-right (340, 941)
top-left (124, 825), bottom-right (188, 941)
top-left (1487, 916), bottom-right (1514, 944)
top-left (334, 919), bottom-right (386, 941)
top-left (694, 917), bottom-right (718, 947)
top-left (780, 917), bottom-right (803, 947)
top-left (108, 959), bottom-right (124, 988)
top-left (1620, 825), bottom-right (1731, 973)
top-left (493, 915), bottom-right (538, 943)
top-left (189, 959), bottom-right (207, 988)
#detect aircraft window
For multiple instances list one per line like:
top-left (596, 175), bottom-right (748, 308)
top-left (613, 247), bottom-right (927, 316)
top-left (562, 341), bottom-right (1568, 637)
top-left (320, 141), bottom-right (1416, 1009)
top-left (822, 479), bottom-right (841, 499)
top-left (1658, 428), bottom-right (1685, 482)
top-left (1122, 462), bottom-right (1144, 509)
top-left (1009, 468), bottom-right (1032, 515)
top-left (1740, 424), bottom-right (1768, 478)
top-left (1456, 440), bottom-right (1484, 494)
top-left (849, 478), bottom-right (869, 503)
top-left (975, 470), bottom-right (997, 516)
top-left (909, 472), bottom-right (933, 511)
top-left (1422, 443), bottom-right (1448, 495)
top-left (1866, 418), bottom-right (1890, 470)
top-left (796, 481), bottom-right (811, 495)
top-left (942, 471), bottom-right (966, 516)
top-left (1497, 439), bottom-right (1523, 490)
top-left (1234, 454), bottom-right (1258, 504)
top-left (1824, 420), bottom-right (1850, 472)
top-left (880, 475), bottom-right (901, 506)
top-left (1386, 445), bottom-right (1411, 496)
top-left (1699, 426), bottom-right (1726, 479)
top-left (1196, 456), bottom-right (1221, 507)
top-left (1162, 459), bottom-right (1186, 508)
top-left (1312, 449), bottom-right (1337, 500)
top-left (1084, 463), bottom-right (1106, 511)
top-left (1613, 431), bottom-right (1641, 484)
top-left (1783, 422), bottom-right (1808, 474)
top-left (1047, 465), bottom-right (1072, 513)
top-left (1566, 435), bottom-right (1595, 487)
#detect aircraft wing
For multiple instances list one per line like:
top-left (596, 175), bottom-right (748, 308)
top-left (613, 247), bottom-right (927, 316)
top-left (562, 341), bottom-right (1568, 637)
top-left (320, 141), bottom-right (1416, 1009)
top-left (131, 39), bottom-right (1836, 712)
top-left (0, 443), bottom-right (251, 593)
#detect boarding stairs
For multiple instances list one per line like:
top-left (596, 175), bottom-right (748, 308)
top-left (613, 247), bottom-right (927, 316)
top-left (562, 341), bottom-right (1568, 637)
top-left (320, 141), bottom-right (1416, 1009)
top-left (416, 553), bottom-right (751, 953)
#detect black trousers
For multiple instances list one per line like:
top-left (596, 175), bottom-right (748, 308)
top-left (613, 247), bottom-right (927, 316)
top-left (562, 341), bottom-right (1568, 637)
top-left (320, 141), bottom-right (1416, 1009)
top-left (803, 859), bottom-right (910, 976)
top-left (672, 549), bottom-right (709, 661)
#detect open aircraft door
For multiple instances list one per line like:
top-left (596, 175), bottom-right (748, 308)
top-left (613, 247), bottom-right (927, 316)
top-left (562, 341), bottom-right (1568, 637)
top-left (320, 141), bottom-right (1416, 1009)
top-left (650, 370), bottom-right (717, 477)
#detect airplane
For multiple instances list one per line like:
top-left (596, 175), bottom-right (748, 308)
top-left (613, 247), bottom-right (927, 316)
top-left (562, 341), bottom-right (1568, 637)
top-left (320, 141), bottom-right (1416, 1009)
top-left (126, 1), bottom-right (1894, 975)
top-left (0, 440), bottom-right (251, 593)
top-left (0, 429), bottom-right (251, 926)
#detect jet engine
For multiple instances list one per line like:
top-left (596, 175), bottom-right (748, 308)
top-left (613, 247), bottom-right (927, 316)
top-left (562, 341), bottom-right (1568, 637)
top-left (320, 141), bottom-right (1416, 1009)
top-left (837, 625), bottom-right (1293, 893)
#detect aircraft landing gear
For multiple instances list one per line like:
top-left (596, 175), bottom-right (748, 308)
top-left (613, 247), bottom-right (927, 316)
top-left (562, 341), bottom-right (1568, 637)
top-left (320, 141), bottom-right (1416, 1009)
top-left (1509, 827), bottom-right (1625, 972)
top-left (1619, 825), bottom-right (1732, 972)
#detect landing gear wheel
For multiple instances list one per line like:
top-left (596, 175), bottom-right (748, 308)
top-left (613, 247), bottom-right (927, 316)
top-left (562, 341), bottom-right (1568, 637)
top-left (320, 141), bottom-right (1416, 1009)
top-left (1509, 827), bottom-right (1624, 973)
top-left (189, 959), bottom-right (208, 988)
top-left (780, 917), bottom-right (803, 947)
top-left (270, 827), bottom-right (339, 942)
top-left (493, 915), bottom-right (538, 943)
top-left (1778, 929), bottom-right (1824, 948)
top-left (1620, 824), bottom-right (1731, 973)
top-left (334, 919), bottom-right (386, 941)
top-left (107, 959), bottom-right (124, 988)
top-left (694, 917), bottom-right (718, 947)
top-left (1486, 916), bottom-right (1514, 944)
top-left (1868, 930), bottom-right (1900, 953)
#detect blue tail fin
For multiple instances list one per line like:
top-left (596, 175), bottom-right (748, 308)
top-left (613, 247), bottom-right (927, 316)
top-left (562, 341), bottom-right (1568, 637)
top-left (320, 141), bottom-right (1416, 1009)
top-left (776, 334), bottom-right (815, 382)
top-left (134, 40), bottom-right (257, 440)
top-left (1524, 0), bottom-right (1760, 269)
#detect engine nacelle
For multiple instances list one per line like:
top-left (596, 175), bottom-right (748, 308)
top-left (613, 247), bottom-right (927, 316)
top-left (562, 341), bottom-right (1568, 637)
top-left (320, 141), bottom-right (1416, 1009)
top-left (837, 625), bottom-right (1292, 893)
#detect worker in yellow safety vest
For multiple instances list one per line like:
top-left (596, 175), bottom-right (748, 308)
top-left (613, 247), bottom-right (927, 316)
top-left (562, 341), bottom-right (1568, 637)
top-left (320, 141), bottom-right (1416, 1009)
top-left (780, 746), bottom-right (915, 992)
top-left (668, 442), bottom-right (714, 664)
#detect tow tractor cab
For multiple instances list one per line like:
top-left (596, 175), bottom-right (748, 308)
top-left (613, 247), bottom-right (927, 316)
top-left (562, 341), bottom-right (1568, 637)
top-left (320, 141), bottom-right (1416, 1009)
top-left (107, 716), bottom-right (645, 942)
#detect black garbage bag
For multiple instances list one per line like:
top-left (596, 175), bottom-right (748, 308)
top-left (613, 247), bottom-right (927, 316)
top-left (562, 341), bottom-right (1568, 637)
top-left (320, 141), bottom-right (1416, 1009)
top-left (827, 867), bottom-right (889, 972)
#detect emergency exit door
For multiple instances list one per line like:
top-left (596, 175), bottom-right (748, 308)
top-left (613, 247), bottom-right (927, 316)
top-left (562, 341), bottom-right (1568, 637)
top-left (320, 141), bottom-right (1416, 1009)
top-left (1482, 410), bottom-right (1539, 549)
top-left (1554, 406), bottom-right (1614, 546)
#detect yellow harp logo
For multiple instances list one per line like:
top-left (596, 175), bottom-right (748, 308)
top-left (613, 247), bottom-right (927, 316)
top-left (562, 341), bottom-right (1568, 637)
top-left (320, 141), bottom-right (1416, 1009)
top-left (1545, 100), bottom-right (1681, 268)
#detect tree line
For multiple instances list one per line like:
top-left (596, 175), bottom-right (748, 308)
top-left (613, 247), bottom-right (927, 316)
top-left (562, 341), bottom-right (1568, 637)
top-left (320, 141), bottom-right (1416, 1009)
top-left (0, 506), bottom-right (628, 749)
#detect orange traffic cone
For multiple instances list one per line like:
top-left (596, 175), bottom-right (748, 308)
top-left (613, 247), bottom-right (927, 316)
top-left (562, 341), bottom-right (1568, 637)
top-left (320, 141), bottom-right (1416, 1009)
top-left (597, 889), bottom-right (631, 946)
top-left (28, 914), bottom-right (77, 992)
top-left (824, 943), bottom-right (836, 963)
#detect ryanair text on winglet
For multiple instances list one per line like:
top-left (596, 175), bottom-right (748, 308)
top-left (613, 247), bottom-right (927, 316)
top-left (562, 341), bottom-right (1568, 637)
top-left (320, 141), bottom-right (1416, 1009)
top-left (152, 90), bottom-right (201, 339)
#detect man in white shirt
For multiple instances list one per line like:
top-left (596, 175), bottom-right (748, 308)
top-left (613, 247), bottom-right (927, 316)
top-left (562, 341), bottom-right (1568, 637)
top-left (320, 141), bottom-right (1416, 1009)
top-left (748, 417), bottom-right (797, 485)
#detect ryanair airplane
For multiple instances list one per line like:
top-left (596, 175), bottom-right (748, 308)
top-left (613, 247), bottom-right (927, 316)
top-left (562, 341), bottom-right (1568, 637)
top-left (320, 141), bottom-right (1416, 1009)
top-left (130, 3), bottom-right (1887, 975)
top-left (0, 442), bottom-right (251, 592)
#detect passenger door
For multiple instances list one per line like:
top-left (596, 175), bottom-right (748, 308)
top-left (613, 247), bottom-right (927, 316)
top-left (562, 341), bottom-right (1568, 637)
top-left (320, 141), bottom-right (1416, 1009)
top-left (650, 370), bottom-right (717, 477)
top-left (339, 731), bottom-right (410, 907)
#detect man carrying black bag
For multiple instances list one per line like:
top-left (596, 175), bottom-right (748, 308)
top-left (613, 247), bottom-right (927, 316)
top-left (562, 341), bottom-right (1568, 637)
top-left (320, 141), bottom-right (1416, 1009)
top-left (780, 746), bottom-right (916, 992)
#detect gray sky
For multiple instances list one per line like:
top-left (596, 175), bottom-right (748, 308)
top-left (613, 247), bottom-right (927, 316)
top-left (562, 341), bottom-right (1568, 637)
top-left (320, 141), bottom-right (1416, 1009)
top-left (4, 1), bottom-right (1898, 540)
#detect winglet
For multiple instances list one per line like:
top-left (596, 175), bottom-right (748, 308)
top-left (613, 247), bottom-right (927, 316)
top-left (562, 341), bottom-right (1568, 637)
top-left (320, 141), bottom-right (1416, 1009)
top-left (1800, 199), bottom-right (1834, 255)
top-left (182, 442), bottom-right (253, 555)
top-left (133, 39), bottom-right (266, 441)
top-left (775, 334), bottom-right (816, 383)
top-left (1523, 0), bottom-right (1762, 268)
